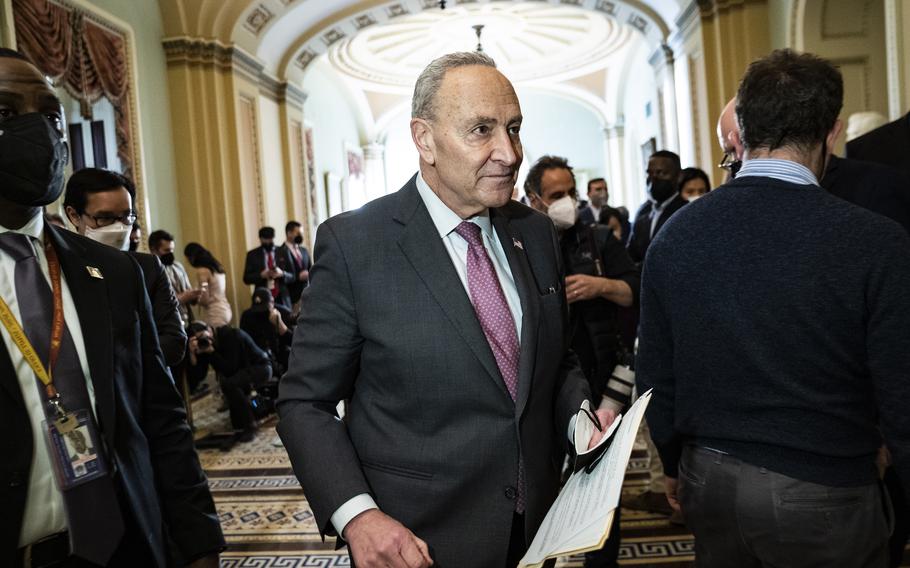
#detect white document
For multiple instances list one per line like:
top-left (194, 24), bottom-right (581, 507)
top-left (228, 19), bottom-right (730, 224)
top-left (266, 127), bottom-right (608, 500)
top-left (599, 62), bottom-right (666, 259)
top-left (518, 389), bottom-right (653, 568)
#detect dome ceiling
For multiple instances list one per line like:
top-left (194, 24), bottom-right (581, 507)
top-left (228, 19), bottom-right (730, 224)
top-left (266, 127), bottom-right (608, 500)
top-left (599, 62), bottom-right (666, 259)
top-left (326, 2), bottom-right (636, 90)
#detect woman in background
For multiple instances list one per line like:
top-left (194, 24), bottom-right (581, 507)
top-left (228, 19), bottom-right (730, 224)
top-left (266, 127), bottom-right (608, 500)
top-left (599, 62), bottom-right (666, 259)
top-left (184, 242), bottom-right (233, 327)
top-left (678, 167), bottom-right (712, 201)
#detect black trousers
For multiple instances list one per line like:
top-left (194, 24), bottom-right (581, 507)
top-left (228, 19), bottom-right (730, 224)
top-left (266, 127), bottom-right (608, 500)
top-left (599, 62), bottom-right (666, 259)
top-left (221, 364), bottom-right (271, 431)
top-left (679, 445), bottom-right (890, 568)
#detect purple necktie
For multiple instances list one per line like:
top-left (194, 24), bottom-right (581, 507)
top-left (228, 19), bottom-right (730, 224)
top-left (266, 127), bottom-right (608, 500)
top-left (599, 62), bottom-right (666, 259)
top-left (453, 221), bottom-right (525, 512)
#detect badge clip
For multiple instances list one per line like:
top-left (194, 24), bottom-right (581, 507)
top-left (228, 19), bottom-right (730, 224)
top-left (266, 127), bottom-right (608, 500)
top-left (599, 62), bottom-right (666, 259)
top-left (86, 266), bottom-right (103, 279)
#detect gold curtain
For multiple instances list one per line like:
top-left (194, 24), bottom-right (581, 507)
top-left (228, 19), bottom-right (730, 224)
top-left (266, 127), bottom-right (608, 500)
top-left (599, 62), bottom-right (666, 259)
top-left (13, 0), bottom-right (134, 179)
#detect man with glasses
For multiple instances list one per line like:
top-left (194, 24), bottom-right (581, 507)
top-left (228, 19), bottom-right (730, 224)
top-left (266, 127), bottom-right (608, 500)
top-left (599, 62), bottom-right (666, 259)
top-left (63, 167), bottom-right (186, 367)
top-left (716, 98), bottom-right (744, 182)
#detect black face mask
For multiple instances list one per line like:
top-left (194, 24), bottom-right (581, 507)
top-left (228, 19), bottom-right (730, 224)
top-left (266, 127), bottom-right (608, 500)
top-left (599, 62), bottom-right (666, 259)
top-left (0, 113), bottom-right (68, 207)
top-left (293, 235), bottom-right (303, 245)
top-left (262, 242), bottom-right (275, 252)
top-left (160, 252), bottom-right (175, 266)
top-left (128, 240), bottom-right (139, 252)
top-left (648, 178), bottom-right (676, 203)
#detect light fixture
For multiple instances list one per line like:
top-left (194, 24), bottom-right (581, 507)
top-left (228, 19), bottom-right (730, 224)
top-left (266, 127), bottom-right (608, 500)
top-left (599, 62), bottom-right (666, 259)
top-left (473, 24), bottom-right (484, 52)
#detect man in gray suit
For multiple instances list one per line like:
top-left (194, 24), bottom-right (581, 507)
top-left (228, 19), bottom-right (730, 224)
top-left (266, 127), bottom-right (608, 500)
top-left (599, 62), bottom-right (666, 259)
top-left (277, 52), bottom-right (612, 568)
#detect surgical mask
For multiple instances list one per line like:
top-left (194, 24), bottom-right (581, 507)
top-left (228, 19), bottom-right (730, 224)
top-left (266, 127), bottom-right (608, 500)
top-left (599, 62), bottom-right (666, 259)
top-left (85, 221), bottom-right (131, 251)
top-left (648, 178), bottom-right (676, 203)
top-left (546, 196), bottom-right (577, 230)
top-left (686, 194), bottom-right (703, 203)
top-left (160, 252), bottom-right (175, 266)
top-left (0, 113), bottom-right (69, 206)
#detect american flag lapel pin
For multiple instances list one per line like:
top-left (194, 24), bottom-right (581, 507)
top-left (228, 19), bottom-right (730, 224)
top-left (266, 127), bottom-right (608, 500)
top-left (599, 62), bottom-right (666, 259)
top-left (513, 238), bottom-right (523, 250)
top-left (86, 266), bottom-right (104, 279)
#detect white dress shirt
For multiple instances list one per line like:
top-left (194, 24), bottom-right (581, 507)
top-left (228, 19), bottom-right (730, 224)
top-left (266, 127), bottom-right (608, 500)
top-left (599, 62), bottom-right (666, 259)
top-left (329, 173), bottom-right (525, 536)
top-left (0, 214), bottom-right (95, 546)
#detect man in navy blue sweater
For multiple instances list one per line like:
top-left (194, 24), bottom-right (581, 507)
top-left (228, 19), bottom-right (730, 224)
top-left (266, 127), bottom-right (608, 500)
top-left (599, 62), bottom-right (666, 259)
top-left (638, 49), bottom-right (910, 567)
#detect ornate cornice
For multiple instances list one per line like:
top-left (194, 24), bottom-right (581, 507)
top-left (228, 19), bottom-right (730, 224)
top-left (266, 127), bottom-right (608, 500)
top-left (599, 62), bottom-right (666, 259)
top-left (649, 43), bottom-right (674, 69)
top-left (697, 0), bottom-right (764, 18)
top-left (164, 37), bottom-right (306, 106)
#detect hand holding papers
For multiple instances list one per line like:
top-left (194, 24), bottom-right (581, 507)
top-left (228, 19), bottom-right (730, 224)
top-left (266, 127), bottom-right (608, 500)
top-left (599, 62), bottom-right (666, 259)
top-left (573, 401), bottom-right (621, 474)
top-left (518, 390), bottom-right (654, 568)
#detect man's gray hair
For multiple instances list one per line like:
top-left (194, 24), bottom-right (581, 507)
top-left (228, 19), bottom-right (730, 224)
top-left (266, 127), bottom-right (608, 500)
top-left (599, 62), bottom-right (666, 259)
top-left (411, 51), bottom-right (496, 120)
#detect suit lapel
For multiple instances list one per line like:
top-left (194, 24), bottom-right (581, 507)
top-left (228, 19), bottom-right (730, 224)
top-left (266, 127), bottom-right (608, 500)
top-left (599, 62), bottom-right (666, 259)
top-left (46, 227), bottom-right (117, 440)
top-left (395, 182), bottom-right (510, 399)
top-left (491, 210), bottom-right (540, 418)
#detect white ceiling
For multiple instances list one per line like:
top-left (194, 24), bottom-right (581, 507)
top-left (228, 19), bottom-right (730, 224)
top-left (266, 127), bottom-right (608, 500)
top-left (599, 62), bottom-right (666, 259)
top-left (326, 3), bottom-right (636, 90)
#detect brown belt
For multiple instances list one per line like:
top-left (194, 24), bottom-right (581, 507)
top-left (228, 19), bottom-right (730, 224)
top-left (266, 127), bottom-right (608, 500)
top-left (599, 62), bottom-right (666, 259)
top-left (18, 532), bottom-right (69, 568)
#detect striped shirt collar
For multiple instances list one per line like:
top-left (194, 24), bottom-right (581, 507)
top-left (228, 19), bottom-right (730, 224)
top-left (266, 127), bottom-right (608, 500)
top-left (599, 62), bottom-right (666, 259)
top-left (736, 158), bottom-right (819, 187)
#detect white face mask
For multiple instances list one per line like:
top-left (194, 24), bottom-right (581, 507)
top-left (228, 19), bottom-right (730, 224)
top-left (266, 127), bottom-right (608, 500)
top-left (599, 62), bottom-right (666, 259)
top-left (85, 221), bottom-right (132, 251)
top-left (546, 195), bottom-right (577, 230)
top-left (686, 194), bottom-right (702, 202)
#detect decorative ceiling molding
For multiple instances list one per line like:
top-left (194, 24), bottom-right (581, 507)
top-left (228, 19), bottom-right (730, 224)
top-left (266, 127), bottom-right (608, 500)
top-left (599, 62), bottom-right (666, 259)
top-left (243, 4), bottom-right (274, 36)
top-left (285, 0), bottom-right (669, 80)
top-left (163, 37), bottom-right (305, 106)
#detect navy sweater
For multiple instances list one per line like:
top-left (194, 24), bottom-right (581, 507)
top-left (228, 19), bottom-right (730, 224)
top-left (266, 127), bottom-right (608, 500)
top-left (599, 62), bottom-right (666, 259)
top-left (637, 175), bottom-right (910, 490)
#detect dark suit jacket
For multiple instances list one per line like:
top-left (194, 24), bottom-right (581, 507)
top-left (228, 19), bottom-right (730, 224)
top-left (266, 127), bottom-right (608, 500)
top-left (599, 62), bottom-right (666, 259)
top-left (1, 225), bottom-right (224, 565)
top-left (277, 176), bottom-right (590, 567)
top-left (846, 112), bottom-right (910, 176)
top-left (242, 246), bottom-right (295, 307)
top-left (129, 251), bottom-right (187, 367)
top-left (821, 155), bottom-right (910, 235)
top-left (276, 242), bottom-right (311, 304)
top-left (627, 195), bottom-right (687, 264)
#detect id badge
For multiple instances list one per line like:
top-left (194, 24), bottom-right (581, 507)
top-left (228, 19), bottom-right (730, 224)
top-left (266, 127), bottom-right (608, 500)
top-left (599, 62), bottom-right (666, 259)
top-left (43, 409), bottom-right (108, 490)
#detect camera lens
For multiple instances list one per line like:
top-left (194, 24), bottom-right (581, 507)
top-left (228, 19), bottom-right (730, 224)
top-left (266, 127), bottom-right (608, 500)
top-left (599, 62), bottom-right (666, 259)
top-left (198, 337), bottom-right (211, 349)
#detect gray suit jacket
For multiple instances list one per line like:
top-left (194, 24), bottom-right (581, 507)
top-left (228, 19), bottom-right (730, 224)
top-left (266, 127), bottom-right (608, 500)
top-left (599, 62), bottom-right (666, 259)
top-left (277, 176), bottom-right (589, 567)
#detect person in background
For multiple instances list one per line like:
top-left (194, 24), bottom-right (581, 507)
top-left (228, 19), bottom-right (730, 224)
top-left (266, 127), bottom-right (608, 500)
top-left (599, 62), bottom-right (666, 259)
top-left (149, 229), bottom-right (200, 327)
top-left (277, 221), bottom-right (310, 310)
top-left (64, 167), bottom-right (186, 367)
top-left (240, 287), bottom-right (291, 376)
top-left (525, 155), bottom-right (640, 568)
top-left (678, 167), bottom-right (711, 202)
top-left (0, 47), bottom-right (222, 566)
top-left (243, 226), bottom-right (295, 309)
top-left (638, 49), bottom-right (910, 567)
top-left (626, 151), bottom-right (687, 265)
top-left (186, 321), bottom-right (271, 442)
top-left (184, 242), bottom-right (233, 328)
top-left (716, 98), bottom-right (745, 182)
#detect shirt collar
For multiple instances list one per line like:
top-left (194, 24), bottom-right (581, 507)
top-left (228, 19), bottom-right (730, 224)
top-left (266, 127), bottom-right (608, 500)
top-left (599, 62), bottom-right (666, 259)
top-left (736, 158), bottom-right (819, 186)
top-left (415, 172), bottom-right (493, 241)
top-left (0, 211), bottom-right (45, 240)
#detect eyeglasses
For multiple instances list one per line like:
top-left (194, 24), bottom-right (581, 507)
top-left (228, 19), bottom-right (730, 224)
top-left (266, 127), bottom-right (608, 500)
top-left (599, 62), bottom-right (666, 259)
top-left (718, 152), bottom-right (740, 171)
top-left (82, 212), bottom-right (137, 228)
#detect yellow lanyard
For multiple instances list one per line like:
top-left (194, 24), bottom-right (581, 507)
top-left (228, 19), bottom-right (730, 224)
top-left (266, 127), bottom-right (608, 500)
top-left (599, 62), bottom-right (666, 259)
top-left (0, 238), bottom-right (66, 401)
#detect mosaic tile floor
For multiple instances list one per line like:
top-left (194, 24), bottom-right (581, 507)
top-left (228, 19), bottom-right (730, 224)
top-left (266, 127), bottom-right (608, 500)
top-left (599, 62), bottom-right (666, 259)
top-left (192, 388), bottom-right (696, 567)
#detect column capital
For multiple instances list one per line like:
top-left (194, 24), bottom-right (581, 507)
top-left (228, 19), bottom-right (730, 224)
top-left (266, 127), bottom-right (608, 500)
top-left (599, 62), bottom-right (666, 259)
top-left (649, 43), bottom-right (675, 71)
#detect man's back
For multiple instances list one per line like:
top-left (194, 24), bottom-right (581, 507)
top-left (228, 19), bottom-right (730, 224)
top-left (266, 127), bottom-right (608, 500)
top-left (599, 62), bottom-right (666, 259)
top-left (640, 175), bottom-right (910, 488)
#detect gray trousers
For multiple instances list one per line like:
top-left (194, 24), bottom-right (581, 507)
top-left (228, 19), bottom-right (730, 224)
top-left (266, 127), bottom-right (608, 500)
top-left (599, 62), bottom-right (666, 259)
top-left (678, 445), bottom-right (892, 568)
